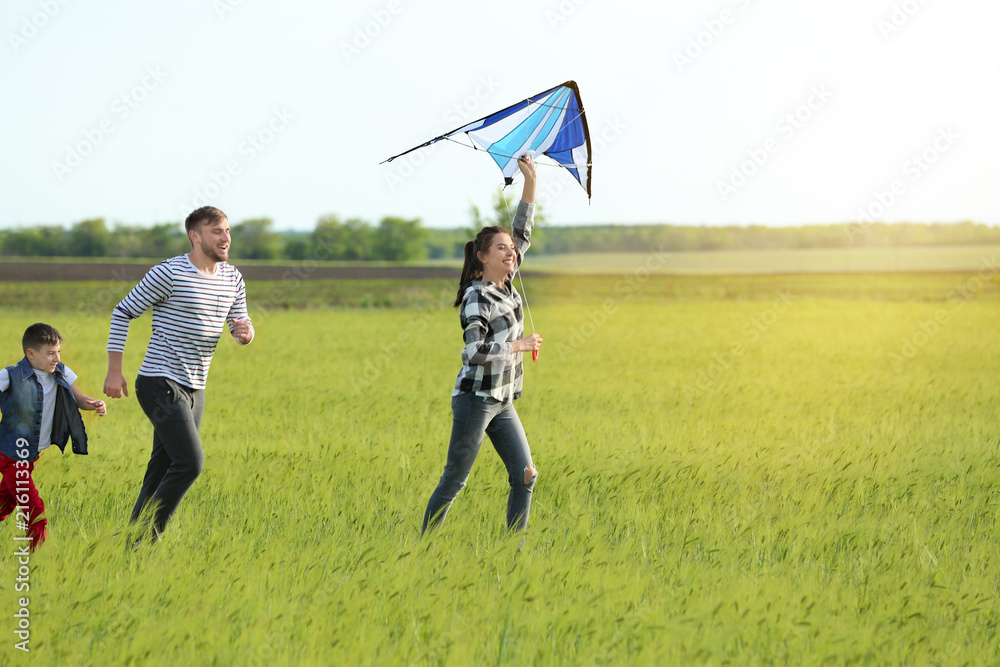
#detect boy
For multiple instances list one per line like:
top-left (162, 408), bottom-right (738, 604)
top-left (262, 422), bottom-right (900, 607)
top-left (0, 323), bottom-right (106, 550)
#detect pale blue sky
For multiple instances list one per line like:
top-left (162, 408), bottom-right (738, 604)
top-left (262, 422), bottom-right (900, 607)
top-left (3, 0), bottom-right (998, 229)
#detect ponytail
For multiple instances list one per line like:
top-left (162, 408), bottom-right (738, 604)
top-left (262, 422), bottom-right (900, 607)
top-left (454, 225), bottom-right (507, 307)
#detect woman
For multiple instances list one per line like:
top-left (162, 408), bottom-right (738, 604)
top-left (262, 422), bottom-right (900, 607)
top-left (422, 155), bottom-right (544, 533)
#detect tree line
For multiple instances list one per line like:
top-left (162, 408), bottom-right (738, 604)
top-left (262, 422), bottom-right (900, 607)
top-left (1, 206), bottom-right (997, 261)
top-left (527, 220), bottom-right (1000, 254)
top-left (0, 216), bottom-right (430, 261)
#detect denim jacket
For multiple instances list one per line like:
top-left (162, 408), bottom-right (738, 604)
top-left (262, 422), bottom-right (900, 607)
top-left (0, 357), bottom-right (88, 462)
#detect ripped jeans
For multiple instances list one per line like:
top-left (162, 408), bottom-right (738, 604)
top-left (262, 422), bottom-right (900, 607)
top-left (422, 392), bottom-right (537, 533)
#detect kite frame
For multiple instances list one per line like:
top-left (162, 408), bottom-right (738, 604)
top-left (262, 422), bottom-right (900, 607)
top-left (381, 80), bottom-right (592, 199)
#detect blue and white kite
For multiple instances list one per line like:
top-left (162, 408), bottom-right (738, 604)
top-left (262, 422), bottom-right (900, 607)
top-left (382, 80), bottom-right (592, 199)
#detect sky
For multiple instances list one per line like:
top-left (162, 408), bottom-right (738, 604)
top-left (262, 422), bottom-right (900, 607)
top-left (3, 0), bottom-right (999, 230)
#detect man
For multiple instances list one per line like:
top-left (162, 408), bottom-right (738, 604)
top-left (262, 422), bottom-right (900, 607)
top-left (104, 206), bottom-right (254, 539)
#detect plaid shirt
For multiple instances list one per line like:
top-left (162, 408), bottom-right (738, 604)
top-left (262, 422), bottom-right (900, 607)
top-left (453, 201), bottom-right (534, 402)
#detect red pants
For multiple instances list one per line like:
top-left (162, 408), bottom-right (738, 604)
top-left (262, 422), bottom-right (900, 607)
top-left (0, 452), bottom-right (48, 551)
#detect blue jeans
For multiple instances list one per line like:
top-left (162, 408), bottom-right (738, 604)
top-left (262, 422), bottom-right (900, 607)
top-left (422, 393), bottom-right (536, 532)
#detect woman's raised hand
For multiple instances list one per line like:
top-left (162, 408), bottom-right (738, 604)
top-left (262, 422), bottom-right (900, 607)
top-left (517, 154), bottom-right (536, 181)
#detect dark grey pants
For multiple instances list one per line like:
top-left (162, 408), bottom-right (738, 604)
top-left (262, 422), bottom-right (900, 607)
top-left (423, 393), bottom-right (536, 533)
top-left (132, 374), bottom-right (205, 536)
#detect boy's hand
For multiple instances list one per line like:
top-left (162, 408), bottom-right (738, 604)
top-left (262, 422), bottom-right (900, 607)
top-left (104, 371), bottom-right (128, 398)
top-left (230, 318), bottom-right (253, 344)
top-left (84, 398), bottom-right (107, 416)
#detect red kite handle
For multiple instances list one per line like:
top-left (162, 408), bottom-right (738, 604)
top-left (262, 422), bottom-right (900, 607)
top-left (532, 350), bottom-right (539, 362)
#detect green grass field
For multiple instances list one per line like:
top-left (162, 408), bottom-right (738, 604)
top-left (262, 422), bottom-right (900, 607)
top-left (1, 269), bottom-right (999, 665)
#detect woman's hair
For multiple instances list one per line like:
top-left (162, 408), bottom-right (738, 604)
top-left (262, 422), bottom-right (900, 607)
top-left (454, 225), bottom-right (510, 307)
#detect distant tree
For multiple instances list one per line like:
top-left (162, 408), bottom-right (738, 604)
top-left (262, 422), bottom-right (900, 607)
top-left (467, 202), bottom-right (487, 237)
top-left (312, 215), bottom-right (348, 260)
top-left (468, 189), bottom-right (517, 231)
top-left (230, 217), bottom-right (280, 260)
top-left (144, 222), bottom-right (187, 257)
top-left (374, 216), bottom-right (427, 261)
top-left (69, 218), bottom-right (111, 256)
top-left (491, 189), bottom-right (519, 228)
top-left (311, 215), bottom-right (376, 260)
top-left (341, 218), bottom-right (374, 260)
top-left (283, 234), bottom-right (310, 260)
top-left (106, 224), bottom-right (142, 257)
top-left (466, 188), bottom-right (546, 251)
top-left (108, 222), bottom-right (186, 257)
top-left (4, 215), bottom-right (1000, 260)
top-left (1, 226), bottom-right (68, 256)
top-left (426, 228), bottom-right (468, 259)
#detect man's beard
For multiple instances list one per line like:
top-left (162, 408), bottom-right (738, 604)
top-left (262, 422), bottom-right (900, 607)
top-left (201, 239), bottom-right (227, 262)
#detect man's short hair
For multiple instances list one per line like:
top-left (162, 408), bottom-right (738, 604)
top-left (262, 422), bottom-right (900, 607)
top-left (185, 206), bottom-right (228, 237)
top-left (22, 323), bottom-right (62, 353)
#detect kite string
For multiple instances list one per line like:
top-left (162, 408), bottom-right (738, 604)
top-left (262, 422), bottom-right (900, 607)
top-left (441, 136), bottom-right (590, 167)
top-left (501, 185), bottom-right (536, 337)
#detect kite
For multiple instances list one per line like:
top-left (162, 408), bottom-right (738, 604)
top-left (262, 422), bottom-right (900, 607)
top-left (383, 81), bottom-right (594, 364)
top-left (382, 80), bottom-right (592, 199)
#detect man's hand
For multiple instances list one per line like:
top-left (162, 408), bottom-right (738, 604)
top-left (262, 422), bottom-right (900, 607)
top-left (230, 318), bottom-right (253, 344)
top-left (104, 371), bottom-right (128, 398)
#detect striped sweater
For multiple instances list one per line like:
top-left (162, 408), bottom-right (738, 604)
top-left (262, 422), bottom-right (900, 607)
top-left (107, 254), bottom-right (253, 389)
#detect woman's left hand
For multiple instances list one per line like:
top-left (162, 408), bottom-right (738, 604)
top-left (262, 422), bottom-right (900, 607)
top-left (517, 154), bottom-right (536, 181)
